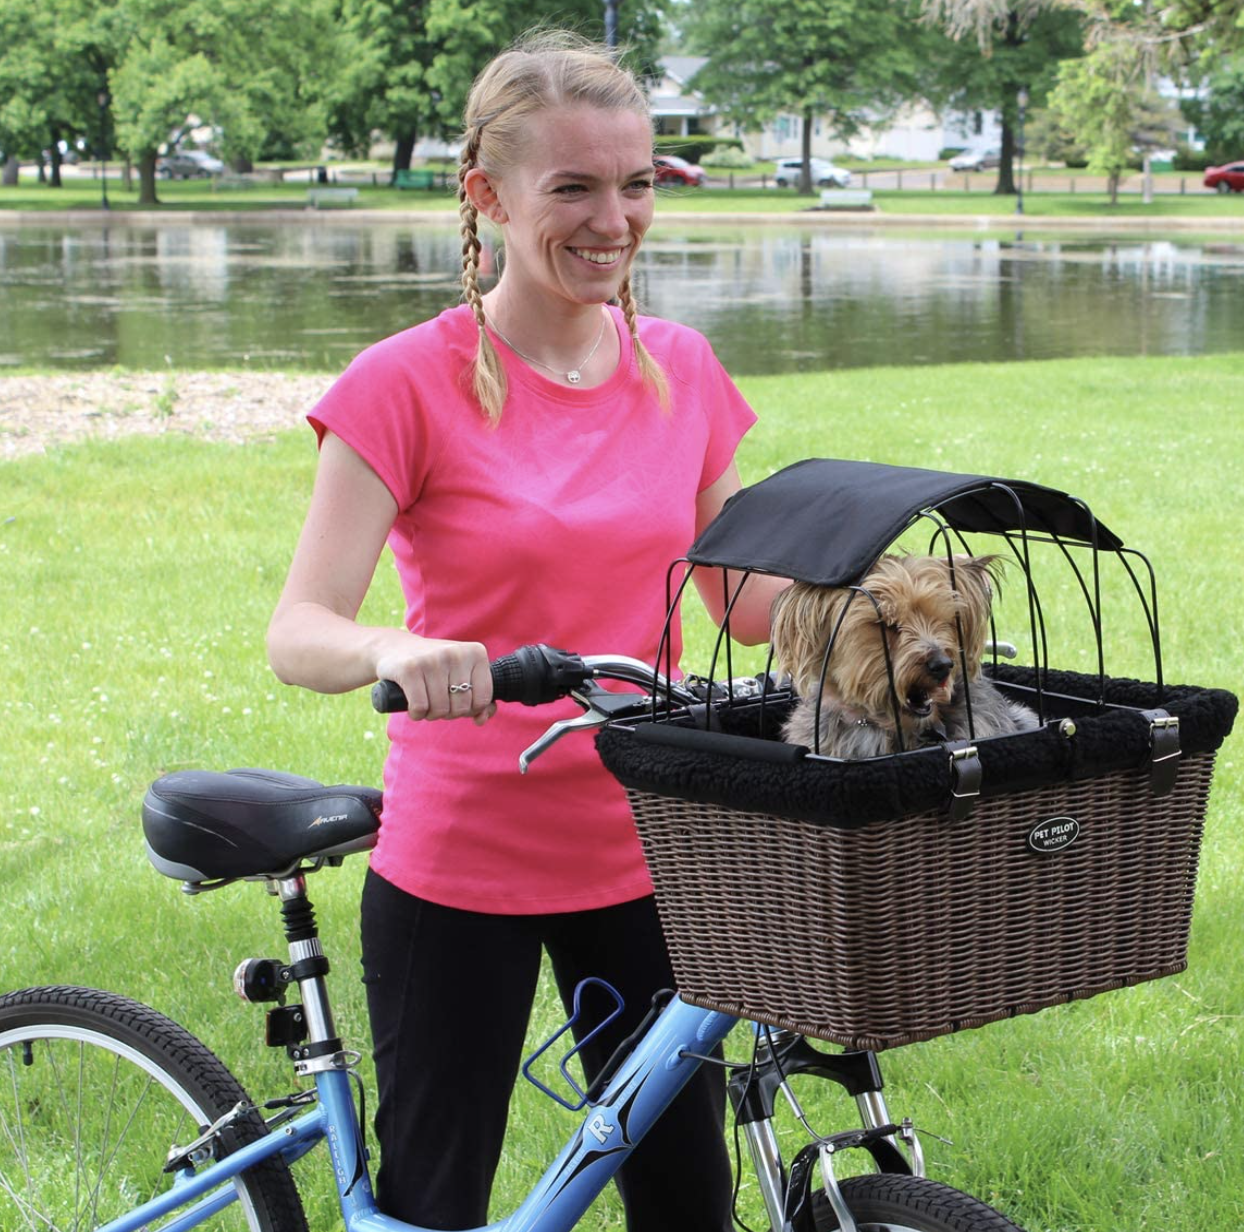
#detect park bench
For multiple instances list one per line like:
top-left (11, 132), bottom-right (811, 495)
top-left (394, 168), bottom-right (437, 190)
top-left (306, 187), bottom-right (359, 209)
top-left (816, 188), bottom-right (874, 211)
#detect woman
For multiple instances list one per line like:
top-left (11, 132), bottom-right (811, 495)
top-left (268, 30), bottom-right (782, 1230)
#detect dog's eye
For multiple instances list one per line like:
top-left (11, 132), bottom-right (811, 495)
top-left (879, 620), bottom-right (903, 635)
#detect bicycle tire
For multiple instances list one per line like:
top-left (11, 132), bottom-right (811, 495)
top-left (814, 1173), bottom-right (1026, 1231)
top-left (0, 984), bottom-right (309, 1232)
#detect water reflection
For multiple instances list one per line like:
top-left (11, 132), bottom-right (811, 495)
top-left (1, 223), bottom-right (1240, 373)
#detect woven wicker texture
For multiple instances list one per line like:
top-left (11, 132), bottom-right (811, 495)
top-left (628, 754), bottom-right (1214, 1051)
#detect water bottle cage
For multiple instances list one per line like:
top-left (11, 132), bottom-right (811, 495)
top-left (521, 977), bottom-right (625, 1111)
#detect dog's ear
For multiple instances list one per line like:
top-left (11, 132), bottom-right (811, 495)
top-left (949, 553), bottom-right (1003, 600)
top-left (770, 582), bottom-right (844, 696)
top-left (947, 555), bottom-right (1002, 669)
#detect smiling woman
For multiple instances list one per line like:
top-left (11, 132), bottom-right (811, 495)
top-left (261, 28), bottom-right (785, 1232)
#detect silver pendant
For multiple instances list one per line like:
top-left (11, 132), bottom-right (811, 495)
top-left (567, 370), bottom-right (582, 384)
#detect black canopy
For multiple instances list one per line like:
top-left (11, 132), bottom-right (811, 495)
top-left (687, 459), bottom-right (1123, 587)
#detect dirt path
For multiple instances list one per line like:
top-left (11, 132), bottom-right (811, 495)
top-left (0, 371), bottom-right (334, 460)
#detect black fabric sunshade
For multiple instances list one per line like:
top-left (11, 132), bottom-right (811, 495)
top-left (687, 458), bottom-right (1123, 587)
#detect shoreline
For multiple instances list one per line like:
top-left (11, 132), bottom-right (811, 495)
top-left (2, 207), bottom-right (1243, 233)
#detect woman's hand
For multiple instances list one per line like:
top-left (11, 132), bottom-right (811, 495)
top-left (375, 636), bottom-right (496, 724)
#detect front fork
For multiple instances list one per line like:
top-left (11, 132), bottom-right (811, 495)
top-left (728, 1029), bottom-right (922, 1232)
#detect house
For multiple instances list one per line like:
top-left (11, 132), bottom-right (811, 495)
top-left (650, 54), bottom-right (1001, 161)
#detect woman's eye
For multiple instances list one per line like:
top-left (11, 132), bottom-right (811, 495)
top-left (629, 178), bottom-right (654, 192)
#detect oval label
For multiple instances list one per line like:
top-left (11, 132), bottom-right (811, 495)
top-left (1027, 817), bottom-right (1081, 854)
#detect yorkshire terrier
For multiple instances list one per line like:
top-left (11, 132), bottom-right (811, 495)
top-left (770, 553), bottom-right (1039, 758)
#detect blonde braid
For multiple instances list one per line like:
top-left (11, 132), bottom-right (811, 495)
top-left (617, 276), bottom-right (669, 410)
top-left (458, 129), bottom-right (506, 423)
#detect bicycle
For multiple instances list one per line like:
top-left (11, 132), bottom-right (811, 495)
top-left (0, 643), bottom-right (1025, 1232)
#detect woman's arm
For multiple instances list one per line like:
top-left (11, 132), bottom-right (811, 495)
top-left (266, 433), bottom-right (494, 720)
top-left (691, 462), bottom-right (790, 646)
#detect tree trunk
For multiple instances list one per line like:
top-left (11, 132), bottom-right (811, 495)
top-left (1, 154), bottom-right (18, 186)
top-left (392, 130), bottom-right (417, 184)
top-left (48, 141), bottom-right (64, 189)
top-left (234, 154), bottom-right (254, 173)
top-left (798, 104), bottom-right (815, 195)
top-left (993, 14), bottom-right (1022, 197)
top-left (137, 151), bottom-right (161, 206)
top-left (994, 120), bottom-right (1017, 195)
top-left (1108, 170), bottom-right (1120, 205)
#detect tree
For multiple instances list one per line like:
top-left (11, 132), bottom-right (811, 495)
top-left (328, 0), bottom-right (436, 176)
top-left (1181, 53), bottom-right (1244, 162)
top-left (0, 0), bottom-right (112, 187)
top-left (921, 0), bottom-right (1085, 196)
top-left (684, 0), bottom-right (923, 194)
top-left (1047, 39), bottom-right (1181, 204)
top-left (108, 0), bottom-right (341, 204)
top-left (423, 0), bottom-right (667, 141)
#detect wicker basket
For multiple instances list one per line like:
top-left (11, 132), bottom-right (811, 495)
top-left (621, 754), bottom-right (1213, 1051)
top-left (600, 460), bottom-right (1238, 1050)
top-left (596, 667), bottom-right (1236, 1051)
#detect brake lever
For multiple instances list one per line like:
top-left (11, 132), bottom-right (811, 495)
top-left (518, 684), bottom-right (653, 773)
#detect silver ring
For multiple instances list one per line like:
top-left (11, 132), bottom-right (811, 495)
top-left (448, 681), bottom-right (473, 695)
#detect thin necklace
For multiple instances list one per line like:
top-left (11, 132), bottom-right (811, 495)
top-left (486, 310), bottom-right (608, 385)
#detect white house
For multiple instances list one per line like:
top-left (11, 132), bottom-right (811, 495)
top-left (650, 54), bottom-right (1001, 161)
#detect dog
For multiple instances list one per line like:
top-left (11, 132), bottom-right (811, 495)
top-left (770, 553), bottom-right (1039, 757)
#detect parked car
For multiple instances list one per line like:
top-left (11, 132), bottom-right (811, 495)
top-left (653, 155), bottom-right (708, 187)
top-left (1203, 161), bottom-right (1244, 193)
top-left (773, 157), bottom-right (852, 189)
top-left (948, 147), bottom-right (1002, 172)
top-left (156, 150), bottom-right (225, 179)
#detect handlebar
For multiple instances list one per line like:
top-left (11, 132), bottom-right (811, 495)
top-left (371, 644), bottom-right (701, 773)
top-left (372, 644), bottom-right (698, 713)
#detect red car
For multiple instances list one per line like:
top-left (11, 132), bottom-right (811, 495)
top-left (653, 155), bottom-right (708, 187)
top-left (1203, 161), bottom-right (1244, 193)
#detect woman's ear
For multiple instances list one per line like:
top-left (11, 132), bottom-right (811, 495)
top-left (463, 166), bottom-right (508, 225)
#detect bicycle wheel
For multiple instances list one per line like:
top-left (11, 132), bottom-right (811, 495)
top-left (814, 1174), bottom-right (1025, 1231)
top-left (0, 985), bottom-right (308, 1231)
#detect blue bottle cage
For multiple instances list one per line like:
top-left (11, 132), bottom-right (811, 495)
top-left (521, 977), bottom-right (625, 1111)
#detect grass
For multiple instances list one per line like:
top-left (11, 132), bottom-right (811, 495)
top-left (3, 174), bottom-right (1243, 223)
top-left (1, 352), bottom-right (1241, 1228)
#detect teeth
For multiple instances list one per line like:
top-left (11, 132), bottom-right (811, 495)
top-left (571, 248), bottom-right (624, 265)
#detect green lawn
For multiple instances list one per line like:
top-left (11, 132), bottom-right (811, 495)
top-left (3, 174), bottom-right (1243, 223)
top-left (1, 353), bottom-right (1241, 1228)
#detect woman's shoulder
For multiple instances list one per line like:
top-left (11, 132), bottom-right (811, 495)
top-left (633, 311), bottom-right (709, 350)
top-left (349, 304), bottom-right (476, 375)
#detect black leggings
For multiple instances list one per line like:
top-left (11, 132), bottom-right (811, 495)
top-left (360, 868), bottom-right (734, 1231)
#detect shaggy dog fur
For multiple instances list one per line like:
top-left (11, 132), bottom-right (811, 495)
top-left (771, 554), bottom-right (1040, 757)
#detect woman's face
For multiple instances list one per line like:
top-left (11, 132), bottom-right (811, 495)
top-left (480, 104), bottom-right (656, 312)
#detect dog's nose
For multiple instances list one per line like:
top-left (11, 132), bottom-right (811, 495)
top-left (926, 653), bottom-right (953, 682)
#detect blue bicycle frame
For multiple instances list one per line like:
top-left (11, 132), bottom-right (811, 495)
top-left (99, 993), bottom-right (738, 1232)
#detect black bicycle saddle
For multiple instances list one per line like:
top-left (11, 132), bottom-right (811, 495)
top-left (142, 768), bottom-right (382, 883)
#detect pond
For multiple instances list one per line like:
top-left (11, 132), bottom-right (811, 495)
top-left (2, 221), bottom-right (1241, 374)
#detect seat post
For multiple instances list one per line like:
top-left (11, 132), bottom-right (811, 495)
top-left (273, 873), bottom-right (345, 1071)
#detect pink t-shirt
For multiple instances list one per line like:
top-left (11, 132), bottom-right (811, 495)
top-left (311, 303), bottom-right (755, 913)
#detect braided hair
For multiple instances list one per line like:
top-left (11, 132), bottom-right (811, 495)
top-left (458, 30), bottom-right (668, 422)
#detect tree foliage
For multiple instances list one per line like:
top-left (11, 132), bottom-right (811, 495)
top-left (1047, 39), bottom-right (1182, 203)
top-left (1182, 53), bottom-right (1244, 160)
top-left (685, 0), bottom-right (925, 193)
top-left (921, 0), bottom-right (1085, 194)
top-left (109, 0), bottom-right (343, 201)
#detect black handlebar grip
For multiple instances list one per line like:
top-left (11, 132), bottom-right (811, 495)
top-left (371, 644), bottom-right (590, 713)
top-left (371, 678), bottom-right (409, 713)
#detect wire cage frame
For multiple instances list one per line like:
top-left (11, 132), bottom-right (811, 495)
top-left (597, 459), bottom-right (1237, 1049)
top-left (651, 459), bottom-right (1163, 744)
